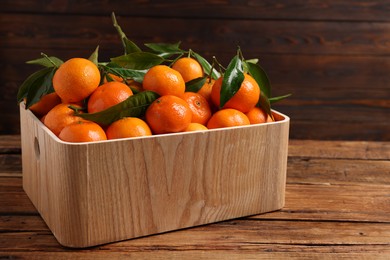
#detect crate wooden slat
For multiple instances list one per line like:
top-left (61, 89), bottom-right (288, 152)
top-left (19, 104), bottom-right (289, 248)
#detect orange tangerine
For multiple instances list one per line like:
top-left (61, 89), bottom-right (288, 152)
top-left (106, 117), bottom-right (152, 139)
top-left (207, 108), bottom-right (250, 129)
top-left (172, 57), bottom-right (203, 82)
top-left (211, 74), bottom-right (260, 113)
top-left (143, 65), bottom-right (185, 97)
top-left (145, 95), bottom-right (192, 134)
top-left (53, 58), bottom-right (100, 103)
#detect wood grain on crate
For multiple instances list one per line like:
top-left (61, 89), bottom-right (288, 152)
top-left (1, 137), bottom-right (390, 258)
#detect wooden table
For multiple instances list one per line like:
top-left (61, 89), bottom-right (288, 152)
top-left (1, 136), bottom-right (389, 258)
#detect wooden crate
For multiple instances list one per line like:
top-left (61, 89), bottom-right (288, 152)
top-left (19, 103), bottom-right (290, 248)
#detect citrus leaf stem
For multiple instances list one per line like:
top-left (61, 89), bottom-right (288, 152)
top-left (111, 12), bottom-right (142, 54)
top-left (191, 51), bottom-right (221, 80)
top-left (26, 53), bottom-right (63, 68)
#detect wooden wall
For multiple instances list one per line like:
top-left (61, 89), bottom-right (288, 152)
top-left (1, 1), bottom-right (389, 140)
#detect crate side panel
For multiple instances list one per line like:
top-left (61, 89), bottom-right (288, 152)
top-left (44, 142), bottom-right (89, 247)
top-left (199, 122), bottom-right (288, 220)
top-left (20, 105), bottom-right (90, 247)
top-left (85, 117), bottom-right (289, 246)
top-left (86, 139), bottom-right (159, 245)
top-left (20, 105), bottom-right (41, 211)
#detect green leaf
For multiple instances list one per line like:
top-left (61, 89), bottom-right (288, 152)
top-left (17, 67), bottom-right (54, 104)
top-left (111, 52), bottom-right (164, 70)
top-left (123, 38), bottom-right (142, 54)
top-left (191, 52), bottom-right (220, 80)
top-left (24, 68), bottom-right (56, 109)
top-left (26, 54), bottom-right (63, 68)
top-left (111, 12), bottom-right (142, 54)
top-left (219, 55), bottom-right (244, 108)
top-left (88, 46), bottom-right (99, 65)
top-left (246, 61), bottom-right (271, 99)
top-left (74, 91), bottom-right (159, 126)
top-left (185, 77), bottom-right (207, 92)
top-left (269, 93), bottom-right (292, 104)
top-left (103, 63), bottom-right (147, 83)
top-left (257, 94), bottom-right (273, 119)
top-left (144, 42), bottom-right (184, 58)
top-left (246, 58), bottom-right (259, 64)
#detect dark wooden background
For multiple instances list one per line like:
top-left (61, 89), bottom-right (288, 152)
top-left (1, 1), bottom-right (389, 140)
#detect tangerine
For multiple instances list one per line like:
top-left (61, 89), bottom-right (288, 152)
top-left (106, 117), bottom-right (152, 139)
top-left (59, 120), bottom-right (107, 143)
top-left (181, 92), bottom-right (211, 125)
top-left (87, 81), bottom-right (133, 113)
top-left (185, 123), bottom-right (208, 132)
top-left (172, 57), bottom-right (203, 82)
top-left (197, 78), bottom-right (215, 104)
top-left (43, 103), bottom-right (83, 136)
top-left (211, 74), bottom-right (260, 113)
top-left (207, 108), bottom-right (250, 129)
top-left (145, 95), bottom-right (192, 134)
top-left (143, 65), bottom-right (185, 97)
top-left (245, 107), bottom-right (274, 124)
top-left (29, 92), bottom-right (61, 117)
top-left (53, 58), bottom-right (100, 103)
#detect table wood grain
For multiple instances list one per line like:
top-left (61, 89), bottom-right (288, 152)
top-left (1, 136), bottom-right (389, 259)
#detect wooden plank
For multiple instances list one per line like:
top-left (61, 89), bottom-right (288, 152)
top-left (0, 114), bottom-right (21, 136)
top-left (0, 215), bottom-right (47, 231)
top-left (289, 140), bottom-right (390, 160)
top-left (0, 192), bottom-right (36, 215)
top-left (1, 249), bottom-right (390, 259)
top-left (2, 14), bottom-right (390, 56)
top-left (0, 179), bottom-right (36, 215)
top-left (0, 135), bottom-right (20, 154)
top-left (1, 220), bottom-right (390, 251)
top-left (2, 177), bottom-right (390, 223)
top-left (287, 120), bottom-right (390, 141)
top-left (2, 0), bottom-right (390, 22)
top-left (281, 105), bottom-right (389, 125)
top-left (0, 177), bottom-right (24, 192)
top-left (287, 158), bottom-right (390, 185)
top-left (256, 184), bottom-right (390, 223)
top-left (0, 154), bottom-right (22, 176)
top-left (0, 136), bottom-right (20, 150)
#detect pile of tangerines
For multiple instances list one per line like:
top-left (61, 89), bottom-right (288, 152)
top-left (19, 13), bottom-right (287, 143)
top-left (26, 56), bottom-right (273, 143)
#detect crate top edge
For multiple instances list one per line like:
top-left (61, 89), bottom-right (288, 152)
top-left (19, 103), bottom-right (290, 146)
